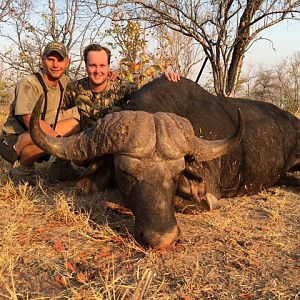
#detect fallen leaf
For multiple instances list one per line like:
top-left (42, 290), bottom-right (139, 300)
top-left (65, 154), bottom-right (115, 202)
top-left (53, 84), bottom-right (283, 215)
top-left (79, 252), bottom-right (90, 260)
top-left (111, 235), bottom-right (125, 244)
top-left (64, 259), bottom-right (76, 272)
top-left (94, 247), bottom-right (112, 260)
top-left (75, 290), bottom-right (86, 300)
top-left (76, 272), bottom-right (88, 284)
top-left (54, 274), bottom-right (68, 287)
top-left (53, 240), bottom-right (66, 252)
top-left (35, 222), bottom-right (59, 234)
top-left (180, 296), bottom-right (195, 300)
top-left (104, 201), bottom-right (133, 216)
top-left (240, 293), bottom-right (255, 299)
top-left (250, 260), bottom-right (261, 267)
top-left (261, 226), bottom-right (270, 232)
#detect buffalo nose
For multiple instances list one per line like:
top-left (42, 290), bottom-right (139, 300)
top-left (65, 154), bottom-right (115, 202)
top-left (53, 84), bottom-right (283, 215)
top-left (135, 225), bottom-right (180, 249)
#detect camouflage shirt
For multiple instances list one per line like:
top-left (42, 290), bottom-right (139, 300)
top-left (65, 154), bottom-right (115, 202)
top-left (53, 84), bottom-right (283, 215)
top-left (63, 77), bottom-right (138, 130)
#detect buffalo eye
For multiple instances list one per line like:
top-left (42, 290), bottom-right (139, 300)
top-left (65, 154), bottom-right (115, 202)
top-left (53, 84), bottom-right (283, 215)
top-left (185, 154), bottom-right (195, 163)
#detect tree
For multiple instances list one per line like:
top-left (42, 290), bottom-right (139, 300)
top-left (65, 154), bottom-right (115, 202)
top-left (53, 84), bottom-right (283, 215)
top-left (0, 0), bottom-right (112, 80)
top-left (117, 0), bottom-right (300, 96)
top-left (155, 25), bottom-right (203, 78)
top-left (106, 18), bottom-right (203, 86)
top-left (0, 0), bottom-right (14, 22)
top-left (239, 51), bottom-right (300, 113)
top-left (107, 20), bottom-right (167, 87)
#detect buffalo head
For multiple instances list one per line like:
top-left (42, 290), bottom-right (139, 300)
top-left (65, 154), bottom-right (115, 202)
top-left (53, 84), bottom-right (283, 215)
top-left (30, 96), bottom-right (244, 249)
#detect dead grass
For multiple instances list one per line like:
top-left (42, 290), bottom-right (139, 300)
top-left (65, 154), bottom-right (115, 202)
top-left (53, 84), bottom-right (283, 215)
top-left (0, 161), bottom-right (299, 299)
top-left (0, 104), bottom-right (299, 299)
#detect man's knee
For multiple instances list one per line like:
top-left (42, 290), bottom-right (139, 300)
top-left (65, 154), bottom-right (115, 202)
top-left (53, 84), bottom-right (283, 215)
top-left (56, 117), bottom-right (80, 137)
top-left (14, 131), bottom-right (33, 156)
top-left (19, 144), bottom-right (47, 166)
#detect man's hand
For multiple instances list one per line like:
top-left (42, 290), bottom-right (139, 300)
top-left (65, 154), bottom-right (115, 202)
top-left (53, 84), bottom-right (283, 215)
top-left (164, 70), bottom-right (181, 82)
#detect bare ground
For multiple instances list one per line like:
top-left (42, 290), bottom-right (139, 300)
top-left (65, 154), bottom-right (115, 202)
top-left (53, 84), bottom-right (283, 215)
top-left (0, 158), bottom-right (299, 300)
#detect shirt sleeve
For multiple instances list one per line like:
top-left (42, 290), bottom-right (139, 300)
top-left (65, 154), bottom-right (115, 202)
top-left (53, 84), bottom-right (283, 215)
top-left (14, 77), bottom-right (40, 116)
top-left (61, 81), bottom-right (77, 110)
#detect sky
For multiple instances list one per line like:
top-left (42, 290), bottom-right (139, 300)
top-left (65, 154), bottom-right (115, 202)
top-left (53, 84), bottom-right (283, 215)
top-left (243, 20), bottom-right (300, 69)
top-left (196, 20), bottom-right (300, 83)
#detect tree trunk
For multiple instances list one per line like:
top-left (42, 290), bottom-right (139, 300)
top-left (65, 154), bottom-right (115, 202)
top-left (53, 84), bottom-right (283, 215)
top-left (225, 0), bottom-right (263, 96)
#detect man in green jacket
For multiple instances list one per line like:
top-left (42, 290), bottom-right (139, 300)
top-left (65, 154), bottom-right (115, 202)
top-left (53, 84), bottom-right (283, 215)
top-left (63, 43), bottom-right (180, 130)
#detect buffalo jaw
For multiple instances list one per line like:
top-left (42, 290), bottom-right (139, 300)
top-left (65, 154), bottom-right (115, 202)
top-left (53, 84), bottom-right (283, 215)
top-left (114, 155), bottom-right (185, 249)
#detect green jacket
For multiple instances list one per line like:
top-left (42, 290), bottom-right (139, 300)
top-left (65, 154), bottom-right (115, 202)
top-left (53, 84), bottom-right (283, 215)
top-left (63, 77), bottom-right (138, 130)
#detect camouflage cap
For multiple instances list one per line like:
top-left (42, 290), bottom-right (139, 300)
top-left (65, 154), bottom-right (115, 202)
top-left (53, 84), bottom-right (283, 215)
top-left (43, 41), bottom-right (68, 59)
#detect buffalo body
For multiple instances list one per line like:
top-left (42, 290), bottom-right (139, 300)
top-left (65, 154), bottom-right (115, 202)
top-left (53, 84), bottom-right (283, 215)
top-left (126, 77), bottom-right (300, 198)
top-left (29, 77), bottom-right (299, 249)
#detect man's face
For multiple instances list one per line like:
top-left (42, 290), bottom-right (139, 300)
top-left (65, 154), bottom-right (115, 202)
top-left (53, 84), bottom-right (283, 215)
top-left (42, 52), bottom-right (69, 80)
top-left (86, 50), bottom-right (110, 88)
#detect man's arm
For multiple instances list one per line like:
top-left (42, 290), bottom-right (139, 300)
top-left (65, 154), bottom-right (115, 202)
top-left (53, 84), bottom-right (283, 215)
top-left (22, 114), bottom-right (62, 137)
top-left (14, 114), bottom-right (80, 157)
top-left (61, 80), bottom-right (78, 111)
top-left (109, 70), bottom-right (181, 83)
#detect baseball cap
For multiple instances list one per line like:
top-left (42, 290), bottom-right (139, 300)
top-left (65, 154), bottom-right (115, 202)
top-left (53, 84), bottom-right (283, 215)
top-left (43, 41), bottom-right (68, 59)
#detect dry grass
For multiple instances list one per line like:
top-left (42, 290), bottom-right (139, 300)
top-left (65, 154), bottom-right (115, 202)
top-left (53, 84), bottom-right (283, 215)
top-left (0, 163), bottom-right (299, 299)
top-left (0, 105), bottom-right (299, 299)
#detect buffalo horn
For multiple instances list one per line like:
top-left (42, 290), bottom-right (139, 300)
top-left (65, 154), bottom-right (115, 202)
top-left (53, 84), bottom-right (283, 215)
top-left (29, 95), bottom-right (153, 161)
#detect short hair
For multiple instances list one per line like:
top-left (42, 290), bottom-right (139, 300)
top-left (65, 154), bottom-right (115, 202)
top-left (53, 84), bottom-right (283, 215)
top-left (83, 44), bottom-right (111, 64)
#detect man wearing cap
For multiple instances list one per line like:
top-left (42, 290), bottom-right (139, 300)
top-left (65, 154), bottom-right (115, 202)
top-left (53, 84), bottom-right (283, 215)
top-left (63, 43), bottom-right (180, 131)
top-left (0, 41), bottom-right (80, 184)
top-left (61, 43), bottom-right (180, 189)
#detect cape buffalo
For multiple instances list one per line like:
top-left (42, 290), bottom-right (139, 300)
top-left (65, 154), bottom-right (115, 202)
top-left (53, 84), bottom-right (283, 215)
top-left (29, 77), bottom-right (299, 249)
